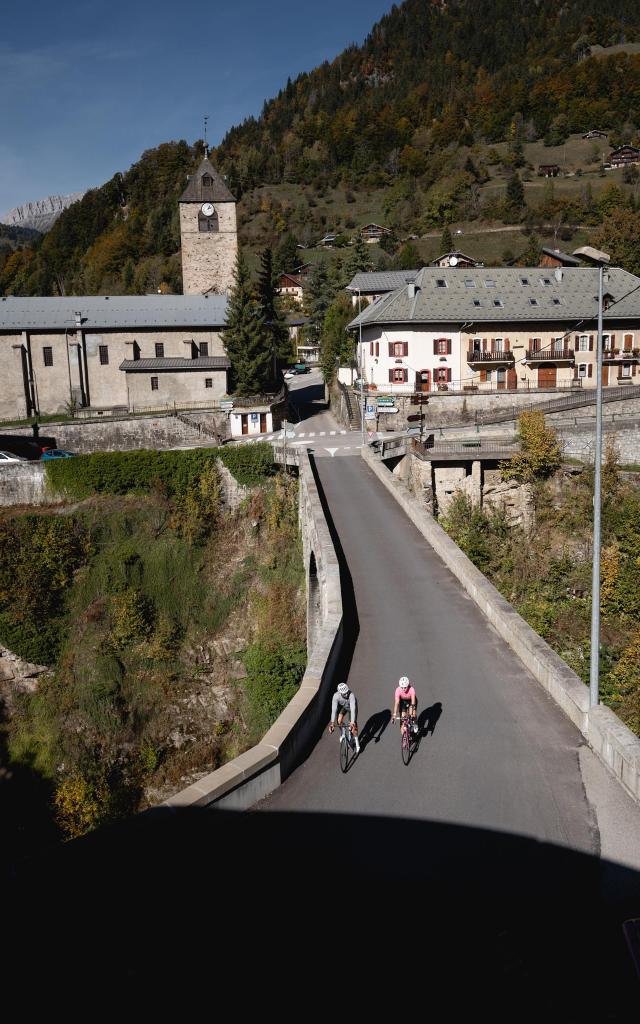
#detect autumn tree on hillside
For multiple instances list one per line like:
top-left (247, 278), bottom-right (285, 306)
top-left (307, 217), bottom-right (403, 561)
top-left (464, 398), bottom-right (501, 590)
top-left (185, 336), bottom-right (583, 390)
top-left (593, 209), bottom-right (640, 277)
top-left (320, 294), bottom-right (355, 382)
top-left (501, 411), bottom-right (561, 482)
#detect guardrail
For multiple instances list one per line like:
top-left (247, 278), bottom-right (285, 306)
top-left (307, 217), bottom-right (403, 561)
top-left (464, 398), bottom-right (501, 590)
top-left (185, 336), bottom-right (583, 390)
top-left (475, 383), bottom-right (640, 425)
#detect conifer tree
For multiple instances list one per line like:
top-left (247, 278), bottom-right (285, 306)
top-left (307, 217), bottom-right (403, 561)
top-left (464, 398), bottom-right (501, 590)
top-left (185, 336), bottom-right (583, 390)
top-left (344, 236), bottom-right (374, 280)
top-left (224, 253), bottom-right (271, 396)
top-left (440, 224), bottom-right (453, 252)
top-left (506, 171), bottom-right (525, 214)
top-left (256, 247), bottom-right (292, 371)
top-left (522, 232), bottom-right (542, 267)
top-left (304, 258), bottom-right (334, 349)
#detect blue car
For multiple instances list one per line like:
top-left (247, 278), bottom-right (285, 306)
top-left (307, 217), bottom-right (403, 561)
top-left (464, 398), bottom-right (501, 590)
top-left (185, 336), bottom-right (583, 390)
top-left (41, 449), bottom-right (76, 460)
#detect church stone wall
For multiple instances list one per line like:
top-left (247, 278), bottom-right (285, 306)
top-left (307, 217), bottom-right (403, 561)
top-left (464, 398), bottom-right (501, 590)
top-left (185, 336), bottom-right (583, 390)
top-left (180, 202), bottom-right (237, 295)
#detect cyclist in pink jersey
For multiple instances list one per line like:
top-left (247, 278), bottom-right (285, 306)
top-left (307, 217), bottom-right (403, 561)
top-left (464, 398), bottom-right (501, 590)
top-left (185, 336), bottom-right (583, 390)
top-left (392, 676), bottom-right (418, 735)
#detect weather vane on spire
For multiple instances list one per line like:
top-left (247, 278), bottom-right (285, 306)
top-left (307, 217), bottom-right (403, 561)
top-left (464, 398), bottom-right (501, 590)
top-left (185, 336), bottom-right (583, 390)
top-left (204, 114), bottom-right (209, 156)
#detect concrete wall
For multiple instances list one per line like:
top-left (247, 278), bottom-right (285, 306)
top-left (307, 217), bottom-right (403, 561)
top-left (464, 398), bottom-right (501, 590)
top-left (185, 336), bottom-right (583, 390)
top-left (0, 463), bottom-right (48, 506)
top-left (362, 444), bottom-right (640, 806)
top-left (162, 449), bottom-right (343, 810)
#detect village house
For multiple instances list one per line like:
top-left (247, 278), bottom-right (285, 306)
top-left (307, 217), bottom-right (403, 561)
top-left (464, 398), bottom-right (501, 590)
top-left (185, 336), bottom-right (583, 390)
top-left (278, 271), bottom-right (307, 306)
top-left (360, 223), bottom-right (392, 243)
top-left (430, 250), bottom-right (483, 269)
top-left (346, 269), bottom-right (421, 308)
top-left (349, 266), bottom-right (640, 393)
top-left (538, 164), bottom-right (561, 177)
top-left (582, 130), bottom-right (608, 140)
top-left (540, 248), bottom-right (582, 269)
top-left (609, 145), bottom-right (640, 168)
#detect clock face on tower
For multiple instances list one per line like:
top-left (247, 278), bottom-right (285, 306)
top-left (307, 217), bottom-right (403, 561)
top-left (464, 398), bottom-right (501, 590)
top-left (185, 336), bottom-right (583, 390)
top-left (201, 202), bottom-right (215, 217)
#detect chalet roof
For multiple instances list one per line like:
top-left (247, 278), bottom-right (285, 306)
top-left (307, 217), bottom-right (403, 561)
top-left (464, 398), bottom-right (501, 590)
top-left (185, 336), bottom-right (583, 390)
top-left (572, 245), bottom-right (610, 264)
top-left (0, 294), bottom-right (228, 330)
top-left (431, 251), bottom-right (482, 266)
top-left (119, 356), bottom-right (230, 372)
top-left (280, 273), bottom-right (306, 287)
top-left (349, 267), bottom-right (640, 327)
top-left (610, 145), bottom-right (640, 155)
top-left (179, 157), bottom-right (235, 203)
top-left (541, 247), bottom-right (581, 266)
top-left (346, 270), bottom-right (421, 294)
top-left (360, 222), bottom-right (391, 233)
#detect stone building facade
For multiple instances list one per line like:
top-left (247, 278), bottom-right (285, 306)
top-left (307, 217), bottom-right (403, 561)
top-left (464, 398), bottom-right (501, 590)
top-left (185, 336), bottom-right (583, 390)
top-left (179, 156), bottom-right (238, 295)
top-left (0, 295), bottom-right (229, 419)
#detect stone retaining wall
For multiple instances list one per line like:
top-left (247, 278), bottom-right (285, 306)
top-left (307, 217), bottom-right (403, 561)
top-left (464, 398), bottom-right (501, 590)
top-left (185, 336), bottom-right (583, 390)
top-left (362, 444), bottom-right (640, 805)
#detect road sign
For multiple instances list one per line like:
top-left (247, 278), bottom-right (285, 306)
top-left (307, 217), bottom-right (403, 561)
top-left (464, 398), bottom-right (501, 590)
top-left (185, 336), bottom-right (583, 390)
top-left (280, 429), bottom-right (296, 439)
top-left (376, 406), bottom-right (398, 414)
top-left (366, 404), bottom-right (376, 416)
top-left (220, 400), bottom-right (234, 411)
top-left (376, 396), bottom-right (395, 405)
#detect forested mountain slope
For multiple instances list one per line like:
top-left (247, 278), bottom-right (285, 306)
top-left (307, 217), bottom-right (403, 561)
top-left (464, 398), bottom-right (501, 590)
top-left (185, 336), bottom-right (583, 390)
top-left (2, 0), bottom-right (639, 297)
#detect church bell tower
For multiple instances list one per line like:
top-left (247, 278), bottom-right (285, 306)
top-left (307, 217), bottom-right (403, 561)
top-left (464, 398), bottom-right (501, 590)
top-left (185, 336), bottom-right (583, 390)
top-left (179, 156), bottom-right (237, 295)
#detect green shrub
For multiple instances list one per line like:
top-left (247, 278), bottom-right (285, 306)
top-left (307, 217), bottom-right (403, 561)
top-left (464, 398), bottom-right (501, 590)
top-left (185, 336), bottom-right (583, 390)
top-left (243, 640), bottom-right (306, 732)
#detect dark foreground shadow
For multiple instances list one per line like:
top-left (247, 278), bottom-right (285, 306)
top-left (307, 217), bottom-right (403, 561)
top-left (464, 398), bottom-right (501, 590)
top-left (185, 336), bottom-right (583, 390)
top-left (5, 809), bottom-right (639, 1017)
top-left (287, 379), bottom-right (328, 421)
top-left (419, 701), bottom-right (443, 737)
top-left (359, 709), bottom-right (392, 750)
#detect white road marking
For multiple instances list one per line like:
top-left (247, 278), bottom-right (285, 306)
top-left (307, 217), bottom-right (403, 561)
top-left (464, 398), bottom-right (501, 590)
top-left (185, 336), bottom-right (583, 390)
top-left (330, 430), bottom-right (337, 435)
top-left (325, 447), bottom-right (338, 457)
top-left (319, 431), bottom-right (326, 436)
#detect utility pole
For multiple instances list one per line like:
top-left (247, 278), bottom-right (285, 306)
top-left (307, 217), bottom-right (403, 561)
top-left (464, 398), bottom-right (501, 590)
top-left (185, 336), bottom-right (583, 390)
top-left (357, 288), bottom-right (365, 447)
top-left (589, 262), bottom-right (607, 707)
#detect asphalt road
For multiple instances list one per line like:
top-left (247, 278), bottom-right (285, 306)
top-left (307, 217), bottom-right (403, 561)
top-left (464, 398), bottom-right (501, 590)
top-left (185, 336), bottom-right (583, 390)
top-left (260, 454), bottom-right (640, 862)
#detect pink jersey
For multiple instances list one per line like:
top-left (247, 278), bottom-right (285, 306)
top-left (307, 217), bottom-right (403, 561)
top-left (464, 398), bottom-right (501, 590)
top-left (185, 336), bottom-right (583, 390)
top-left (395, 685), bottom-right (416, 702)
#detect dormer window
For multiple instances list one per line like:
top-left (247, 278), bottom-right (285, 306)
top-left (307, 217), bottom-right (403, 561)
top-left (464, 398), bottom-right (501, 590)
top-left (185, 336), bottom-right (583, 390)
top-left (484, 279), bottom-right (496, 288)
top-left (436, 279), bottom-right (447, 288)
top-left (520, 277), bottom-right (530, 286)
top-left (202, 174), bottom-right (213, 188)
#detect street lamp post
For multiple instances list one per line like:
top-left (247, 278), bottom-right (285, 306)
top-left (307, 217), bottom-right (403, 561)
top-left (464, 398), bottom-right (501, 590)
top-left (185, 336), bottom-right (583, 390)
top-left (589, 263), bottom-right (607, 707)
top-left (357, 288), bottom-right (365, 447)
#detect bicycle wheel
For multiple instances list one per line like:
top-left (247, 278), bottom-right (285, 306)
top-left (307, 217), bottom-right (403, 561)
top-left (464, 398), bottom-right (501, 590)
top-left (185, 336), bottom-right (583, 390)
top-left (340, 732), bottom-right (350, 773)
top-left (401, 723), bottom-right (411, 766)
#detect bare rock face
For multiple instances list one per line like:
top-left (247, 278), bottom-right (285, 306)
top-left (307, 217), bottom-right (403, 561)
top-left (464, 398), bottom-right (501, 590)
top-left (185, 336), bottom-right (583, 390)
top-left (483, 477), bottom-right (535, 531)
top-left (1, 192), bottom-right (86, 233)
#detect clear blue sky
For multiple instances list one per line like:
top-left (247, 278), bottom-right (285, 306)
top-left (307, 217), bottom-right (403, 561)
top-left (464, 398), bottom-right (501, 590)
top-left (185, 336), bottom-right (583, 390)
top-left (1, 0), bottom-right (394, 215)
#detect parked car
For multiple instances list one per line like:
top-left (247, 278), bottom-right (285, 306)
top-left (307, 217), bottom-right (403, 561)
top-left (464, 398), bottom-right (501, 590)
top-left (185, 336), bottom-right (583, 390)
top-left (284, 369), bottom-right (296, 380)
top-left (40, 449), bottom-right (76, 460)
top-left (293, 363), bottom-right (310, 374)
top-left (0, 450), bottom-right (26, 462)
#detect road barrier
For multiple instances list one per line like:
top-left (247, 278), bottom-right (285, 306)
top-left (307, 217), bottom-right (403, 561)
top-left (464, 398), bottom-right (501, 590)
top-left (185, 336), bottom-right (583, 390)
top-left (362, 444), bottom-right (640, 806)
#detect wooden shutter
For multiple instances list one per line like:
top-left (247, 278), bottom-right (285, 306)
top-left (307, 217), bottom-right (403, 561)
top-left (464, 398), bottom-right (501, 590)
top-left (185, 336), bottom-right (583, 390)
top-left (433, 339), bottom-right (439, 354)
top-left (403, 342), bottom-right (409, 357)
top-left (574, 334), bottom-right (579, 351)
top-left (375, 341), bottom-right (379, 357)
top-left (490, 338), bottom-right (495, 352)
top-left (446, 368), bottom-right (452, 382)
top-left (588, 364), bottom-right (593, 378)
top-left (589, 335), bottom-right (594, 351)
top-left (611, 334), bottom-right (616, 346)
top-left (370, 342), bottom-right (374, 356)
top-left (618, 364), bottom-right (623, 379)
top-left (480, 368), bottom-right (487, 382)
top-left (504, 338), bottom-right (510, 352)
top-left (624, 334), bottom-right (633, 352)
top-left (388, 369), bottom-right (394, 382)
top-left (388, 342), bottom-right (394, 357)
top-left (403, 368), bottom-right (408, 383)
top-left (573, 366), bottom-right (578, 380)
top-left (482, 338), bottom-right (487, 351)
top-left (633, 364), bottom-right (637, 376)
top-left (446, 339), bottom-right (452, 354)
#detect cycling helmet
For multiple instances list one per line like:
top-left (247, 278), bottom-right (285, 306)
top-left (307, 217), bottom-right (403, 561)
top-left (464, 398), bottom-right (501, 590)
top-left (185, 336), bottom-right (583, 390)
top-left (338, 683), bottom-right (350, 697)
top-left (399, 676), bottom-right (410, 689)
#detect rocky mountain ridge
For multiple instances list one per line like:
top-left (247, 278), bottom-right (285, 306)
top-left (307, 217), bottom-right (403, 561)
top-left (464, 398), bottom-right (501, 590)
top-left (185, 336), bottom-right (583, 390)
top-left (1, 192), bottom-right (86, 233)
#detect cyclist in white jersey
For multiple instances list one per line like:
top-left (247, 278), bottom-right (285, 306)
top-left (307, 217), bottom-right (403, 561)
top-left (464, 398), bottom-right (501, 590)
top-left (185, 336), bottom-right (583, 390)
top-left (329, 683), bottom-right (360, 753)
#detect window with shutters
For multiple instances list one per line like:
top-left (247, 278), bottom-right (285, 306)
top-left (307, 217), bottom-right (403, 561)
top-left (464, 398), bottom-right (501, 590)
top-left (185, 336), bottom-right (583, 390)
top-left (472, 338), bottom-right (481, 352)
top-left (391, 368), bottom-right (406, 383)
top-left (579, 335), bottom-right (589, 351)
top-left (494, 338), bottom-right (504, 352)
top-left (391, 341), bottom-right (406, 357)
top-left (622, 364), bottom-right (632, 378)
top-left (552, 338), bottom-right (563, 353)
top-left (151, 377), bottom-right (159, 391)
top-left (532, 338), bottom-right (542, 352)
top-left (435, 338), bottom-right (449, 355)
top-left (578, 363), bottom-right (587, 378)
top-left (99, 345), bottom-right (109, 365)
top-left (496, 368), bottom-right (506, 383)
top-left (43, 346), bottom-right (53, 367)
top-left (435, 367), bottom-right (450, 383)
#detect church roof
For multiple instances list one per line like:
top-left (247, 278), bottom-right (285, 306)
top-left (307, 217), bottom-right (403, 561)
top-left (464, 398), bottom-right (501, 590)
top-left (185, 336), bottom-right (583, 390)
top-left (180, 157), bottom-right (235, 203)
top-left (0, 294), bottom-right (228, 330)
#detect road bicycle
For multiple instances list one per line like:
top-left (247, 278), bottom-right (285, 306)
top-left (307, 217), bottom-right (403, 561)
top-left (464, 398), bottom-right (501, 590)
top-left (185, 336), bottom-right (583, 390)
top-left (396, 712), bottom-right (419, 765)
top-left (339, 721), bottom-right (360, 773)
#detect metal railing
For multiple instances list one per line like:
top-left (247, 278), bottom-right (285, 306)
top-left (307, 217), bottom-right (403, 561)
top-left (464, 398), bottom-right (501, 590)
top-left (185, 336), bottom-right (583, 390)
top-left (414, 437), bottom-right (520, 458)
top-left (525, 349), bottom-right (574, 361)
top-left (466, 350), bottom-right (515, 363)
top-left (474, 382), bottom-right (640, 426)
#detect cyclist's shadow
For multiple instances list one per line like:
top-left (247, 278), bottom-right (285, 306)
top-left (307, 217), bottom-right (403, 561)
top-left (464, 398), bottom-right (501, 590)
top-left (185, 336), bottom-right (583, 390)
top-left (358, 709), bottom-right (391, 752)
top-left (418, 701), bottom-right (443, 739)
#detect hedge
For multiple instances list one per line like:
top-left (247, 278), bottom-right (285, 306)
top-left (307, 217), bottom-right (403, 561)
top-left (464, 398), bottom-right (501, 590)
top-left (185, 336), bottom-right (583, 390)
top-left (44, 443), bottom-right (275, 497)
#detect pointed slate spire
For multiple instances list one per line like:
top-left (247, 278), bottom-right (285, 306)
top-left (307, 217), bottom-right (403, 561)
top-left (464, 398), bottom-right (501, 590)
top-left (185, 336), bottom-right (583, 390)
top-left (180, 156), bottom-right (235, 203)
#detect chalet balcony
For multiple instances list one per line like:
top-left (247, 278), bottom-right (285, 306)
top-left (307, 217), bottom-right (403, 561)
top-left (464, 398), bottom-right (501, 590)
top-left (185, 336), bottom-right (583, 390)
top-left (602, 348), bottom-right (640, 363)
top-left (525, 348), bottom-right (574, 364)
top-left (466, 349), bottom-right (514, 365)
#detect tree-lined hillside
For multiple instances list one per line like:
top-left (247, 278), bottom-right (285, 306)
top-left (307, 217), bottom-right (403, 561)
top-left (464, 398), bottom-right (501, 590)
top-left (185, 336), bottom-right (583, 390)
top-left (2, 0), bottom-right (640, 297)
